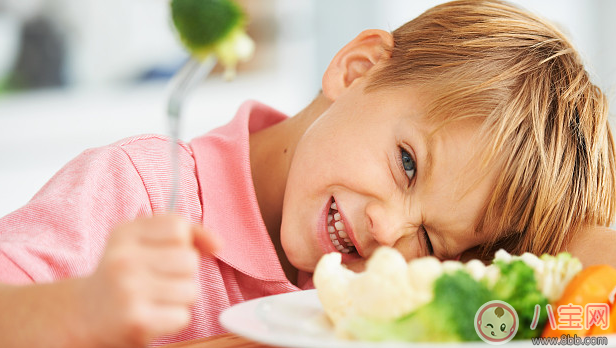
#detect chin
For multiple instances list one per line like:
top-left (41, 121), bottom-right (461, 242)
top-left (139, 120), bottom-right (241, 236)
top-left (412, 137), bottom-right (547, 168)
top-left (281, 235), bottom-right (320, 273)
top-left (287, 253), bottom-right (319, 273)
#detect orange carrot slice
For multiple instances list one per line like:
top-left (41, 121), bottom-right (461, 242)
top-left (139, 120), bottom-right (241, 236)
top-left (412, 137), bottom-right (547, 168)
top-left (542, 265), bottom-right (616, 338)
top-left (587, 285), bottom-right (616, 336)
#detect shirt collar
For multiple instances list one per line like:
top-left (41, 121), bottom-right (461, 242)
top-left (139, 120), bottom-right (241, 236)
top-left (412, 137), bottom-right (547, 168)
top-left (190, 100), bottom-right (303, 287)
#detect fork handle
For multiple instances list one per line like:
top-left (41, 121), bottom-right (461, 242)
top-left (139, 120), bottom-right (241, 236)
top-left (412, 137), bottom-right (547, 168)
top-left (167, 55), bottom-right (217, 212)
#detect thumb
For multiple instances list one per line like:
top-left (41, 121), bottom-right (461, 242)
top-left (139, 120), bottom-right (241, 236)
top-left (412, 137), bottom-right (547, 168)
top-left (192, 225), bottom-right (223, 254)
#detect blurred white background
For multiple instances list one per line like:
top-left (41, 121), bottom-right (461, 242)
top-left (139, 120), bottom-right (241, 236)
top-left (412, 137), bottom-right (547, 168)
top-left (0, 0), bottom-right (615, 217)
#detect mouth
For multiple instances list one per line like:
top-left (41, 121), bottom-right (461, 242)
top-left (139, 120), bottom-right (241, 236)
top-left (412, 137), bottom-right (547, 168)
top-left (326, 197), bottom-right (357, 254)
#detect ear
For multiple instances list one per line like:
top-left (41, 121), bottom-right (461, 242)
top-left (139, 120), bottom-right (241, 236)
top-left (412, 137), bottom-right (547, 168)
top-left (322, 29), bottom-right (393, 101)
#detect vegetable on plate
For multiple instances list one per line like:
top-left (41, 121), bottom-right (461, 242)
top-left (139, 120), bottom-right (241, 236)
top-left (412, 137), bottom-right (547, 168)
top-left (313, 246), bottom-right (616, 342)
top-left (542, 264), bottom-right (616, 338)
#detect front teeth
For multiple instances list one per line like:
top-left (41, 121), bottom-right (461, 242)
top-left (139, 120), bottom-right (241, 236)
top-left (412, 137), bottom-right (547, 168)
top-left (328, 199), bottom-right (355, 254)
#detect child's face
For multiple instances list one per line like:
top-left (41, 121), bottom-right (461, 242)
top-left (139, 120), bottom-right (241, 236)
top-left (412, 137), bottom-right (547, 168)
top-left (280, 78), bottom-right (501, 272)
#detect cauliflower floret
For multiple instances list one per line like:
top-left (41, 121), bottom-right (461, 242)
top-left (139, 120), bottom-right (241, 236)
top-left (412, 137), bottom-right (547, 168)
top-left (314, 247), bottom-right (444, 325)
top-left (312, 252), bottom-right (358, 324)
top-left (348, 247), bottom-right (416, 320)
top-left (464, 259), bottom-right (489, 281)
top-left (406, 256), bottom-right (442, 305)
top-left (537, 253), bottom-right (582, 302)
top-left (495, 249), bottom-right (582, 302)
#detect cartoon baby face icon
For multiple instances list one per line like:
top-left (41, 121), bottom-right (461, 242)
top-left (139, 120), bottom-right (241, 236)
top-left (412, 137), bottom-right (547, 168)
top-left (474, 300), bottom-right (519, 345)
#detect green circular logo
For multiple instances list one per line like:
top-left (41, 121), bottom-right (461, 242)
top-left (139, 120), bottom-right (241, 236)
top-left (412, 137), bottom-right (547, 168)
top-left (474, 300), bottom-right (519, 345)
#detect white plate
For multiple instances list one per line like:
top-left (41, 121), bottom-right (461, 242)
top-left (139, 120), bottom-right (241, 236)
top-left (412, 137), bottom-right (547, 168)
top-left (220, 289), bottom-right (616, 348)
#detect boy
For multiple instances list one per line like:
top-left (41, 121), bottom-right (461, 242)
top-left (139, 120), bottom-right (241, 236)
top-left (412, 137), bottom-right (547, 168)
top-left (1, 0), bottom-right (614, 347)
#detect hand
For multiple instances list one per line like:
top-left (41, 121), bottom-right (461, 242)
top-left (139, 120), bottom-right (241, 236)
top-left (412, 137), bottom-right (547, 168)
top-left (76, 215), bottom-right (220, 347)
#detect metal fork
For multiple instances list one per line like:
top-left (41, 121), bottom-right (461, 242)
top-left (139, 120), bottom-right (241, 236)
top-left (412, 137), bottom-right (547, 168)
top-left (166, 55), bottom-right (217, 211)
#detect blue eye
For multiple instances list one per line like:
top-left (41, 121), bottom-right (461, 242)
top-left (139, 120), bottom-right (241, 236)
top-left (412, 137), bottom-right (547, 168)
top-left (400, 148), bottom-right (416, 181)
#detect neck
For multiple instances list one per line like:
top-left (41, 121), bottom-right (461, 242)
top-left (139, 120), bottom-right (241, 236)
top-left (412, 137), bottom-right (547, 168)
top-left (249, 94), bottom-right (331, 284)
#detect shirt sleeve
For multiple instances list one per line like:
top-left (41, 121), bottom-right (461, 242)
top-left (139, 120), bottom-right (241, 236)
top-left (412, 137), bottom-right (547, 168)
top-left (0, 144), bottom-right (152, 284)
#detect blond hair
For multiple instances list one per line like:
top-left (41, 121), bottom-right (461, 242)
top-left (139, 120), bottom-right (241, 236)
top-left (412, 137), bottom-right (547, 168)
top-left (368, 0), bottom-right (616, 256)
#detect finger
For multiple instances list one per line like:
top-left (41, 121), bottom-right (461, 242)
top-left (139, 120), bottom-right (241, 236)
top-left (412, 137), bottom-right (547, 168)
top-left (144, 304), bottom-right (192, 339)
top-left (145, 247), bottom-right (200, 277)
top-left (147, 277), bottom-right (199, 305)
top-left (192, 225), bottom-right (223, 254)
top-left (139, 215), bottom-right (193, 246)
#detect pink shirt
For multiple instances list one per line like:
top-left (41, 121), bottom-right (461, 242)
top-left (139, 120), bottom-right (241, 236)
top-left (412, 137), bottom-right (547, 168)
top-left (0, 100), bottom-right (312, 345)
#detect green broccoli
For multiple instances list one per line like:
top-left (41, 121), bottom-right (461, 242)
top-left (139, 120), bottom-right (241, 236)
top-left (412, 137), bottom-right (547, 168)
top-left (170, 0), bottom-right (254, 79)
top-left (343, 271), bottom-right (493, 341)
top-left (492, 260), bottom-right (549, 339)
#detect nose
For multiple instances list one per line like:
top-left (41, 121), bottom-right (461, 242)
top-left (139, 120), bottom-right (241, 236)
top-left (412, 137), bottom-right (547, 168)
top-left (365, 200), bottom-right (413, 247)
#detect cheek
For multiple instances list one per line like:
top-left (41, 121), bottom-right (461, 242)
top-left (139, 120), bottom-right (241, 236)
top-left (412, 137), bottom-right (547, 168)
top-left (288, 127), bottom-right (355, 194)
top-left (285, 145), bottom-right (328, 201)
top-left (392, 234), bottom-right (424, 261)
